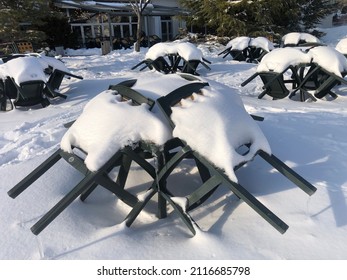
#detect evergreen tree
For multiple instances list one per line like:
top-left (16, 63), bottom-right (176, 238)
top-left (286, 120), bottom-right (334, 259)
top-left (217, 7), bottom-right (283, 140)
top-left (0, 0), bottom-right (54, 44)
top-left (300, 0), bottom-right (336, 30)
top-left (179, 0), bottom-right (336, 38)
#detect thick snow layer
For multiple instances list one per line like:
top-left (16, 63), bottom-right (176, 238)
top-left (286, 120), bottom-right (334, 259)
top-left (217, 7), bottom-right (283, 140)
top-left (256, 48), bottom-right (311, 73)
top-left (60, 89), bottom-right (172, 172)
top-left (171, 86), bottom-right (271, 182)
top-left (282, 32), bottom-right (321, 45)
top-left (225, 36), bottom-right (274, 52)
top-left (308, 46), bottom-right (347, 76)
top-left (226, 36), bottom-right (250, 50)
top-left (145, 41), bottom-right (205, 61)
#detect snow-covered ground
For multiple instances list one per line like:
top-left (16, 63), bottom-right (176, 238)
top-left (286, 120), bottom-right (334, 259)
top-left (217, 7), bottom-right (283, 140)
top-left (1, 26), bottom-right (347, 265)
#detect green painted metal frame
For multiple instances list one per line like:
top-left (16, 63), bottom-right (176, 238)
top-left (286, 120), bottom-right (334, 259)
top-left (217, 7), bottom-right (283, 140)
top-left (292, 63), bottom-right (347, 100)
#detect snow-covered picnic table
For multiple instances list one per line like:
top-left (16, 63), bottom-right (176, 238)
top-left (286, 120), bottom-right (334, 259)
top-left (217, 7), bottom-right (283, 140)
top-left (61, 73), bottom-right (270, 183)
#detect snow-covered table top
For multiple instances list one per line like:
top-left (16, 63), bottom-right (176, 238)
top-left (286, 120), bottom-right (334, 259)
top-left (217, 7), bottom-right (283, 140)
top-left (282, 32), bottom-right (321, 46)
top-left (61, 74), bottom-right (270, 183)
top-left (225, 36), bottom-right (274, 52)
top-left (257, 48), bottom-right (311, 73)
top-left (308, 46), bottom-right (347, 77)
top-left (0, 54), bottom-right (70, 85)
top-left (145, 41), bottom-right (205, 62)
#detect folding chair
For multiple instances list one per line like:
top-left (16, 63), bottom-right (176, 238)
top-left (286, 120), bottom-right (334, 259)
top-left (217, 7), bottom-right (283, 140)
top-left (247, 46), bottom-right (268, 63)
top-left (219, 47), bottom-right (249, 61)
top-left (131, 56), bottom-right (172, 74)
top-left (6, 77), bottom-right (50, 108)
top-left (218, 36), bottom-right (251, 61)
top-left (180, 58), bottom-right (211, 76)
top-left (293, 63), bottom-right (347, 100)
top-left (218, 46), bottom-right (232, 58)
top-left (126, 82), bottom-right (317, 236)
top-left (45, 68), bottom-right (83, 99)
top-left (241, 65), bottom-right (307, 101)
top-left (7, 83), bottom-right (160, 235)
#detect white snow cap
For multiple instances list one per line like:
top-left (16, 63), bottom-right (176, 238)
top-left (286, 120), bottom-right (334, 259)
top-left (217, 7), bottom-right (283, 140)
top-left (226, 36), bottom-right (250, 50)
top-left (257, 48), bottom-right (311, 73)
top-left (308, 46), bottom-right (347, 76)
top-left (282, 32), bottom-right (320, 45)
top-left (249, 37), bottom-right (275, 52)
top-left (225, 36), bottom-right (274, 52)
top-left (145, 41), bottom-right (204, 61)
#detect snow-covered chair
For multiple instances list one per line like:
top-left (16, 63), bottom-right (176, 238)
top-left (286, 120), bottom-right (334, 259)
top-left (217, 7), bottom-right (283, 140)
top-left (293, 46), bottom-right (347, 100)
top-left (7, 82), bottom-right (164, 235)
top-left (281, 32), bottom-right (322, 47)
top-left (219, 36), bottom-right (274, 63)
top-left (241, 48), bottom-right (312, 101)
top-left (218, 36), bottom-right (250, 61)
top-left (131, 56), bottom-right (172, 74)
top-left (248, 37), bottom-right (275, 63)
top-left (0, 56), bottom-right (51, 108)
top-left (45, 68), bottom-right (83, 99)
top-left (126, 81), bottom-right (317, 236)
top-left (132, 42), bottom-right (211, 75)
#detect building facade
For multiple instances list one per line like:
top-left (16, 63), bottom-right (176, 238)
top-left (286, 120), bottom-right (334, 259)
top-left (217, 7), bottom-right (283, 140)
top-left (53, 0), bottom-right (187, 48)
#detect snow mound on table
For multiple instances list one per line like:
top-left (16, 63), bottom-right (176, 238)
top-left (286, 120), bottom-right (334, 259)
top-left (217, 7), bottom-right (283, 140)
top-left (308, 46), bottom-right (347, 77)
top-left (257, 48), bottom-right (311, 73)
top-left (145, 41), bottom-right (204, 61)
top-left (171, 86), bottom-right (271, 183)
top-left (282, 32), bottom-right (320, 45)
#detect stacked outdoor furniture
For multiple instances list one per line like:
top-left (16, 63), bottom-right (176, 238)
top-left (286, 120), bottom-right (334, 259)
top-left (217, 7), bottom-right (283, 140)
top-left (8, 74), bottom-right (316, 236)
top-left (241, 46), bottom-right (347, 101)
top-left (0, 53), bottom-right (83, 111)
top-left (132, 41), bottom-right (211, 76)
top-left (219, 36), bottom-right (274, 63)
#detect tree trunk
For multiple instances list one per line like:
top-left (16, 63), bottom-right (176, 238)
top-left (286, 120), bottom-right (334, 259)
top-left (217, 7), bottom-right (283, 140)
top-left (135, 15), bottom-right (142, 52)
